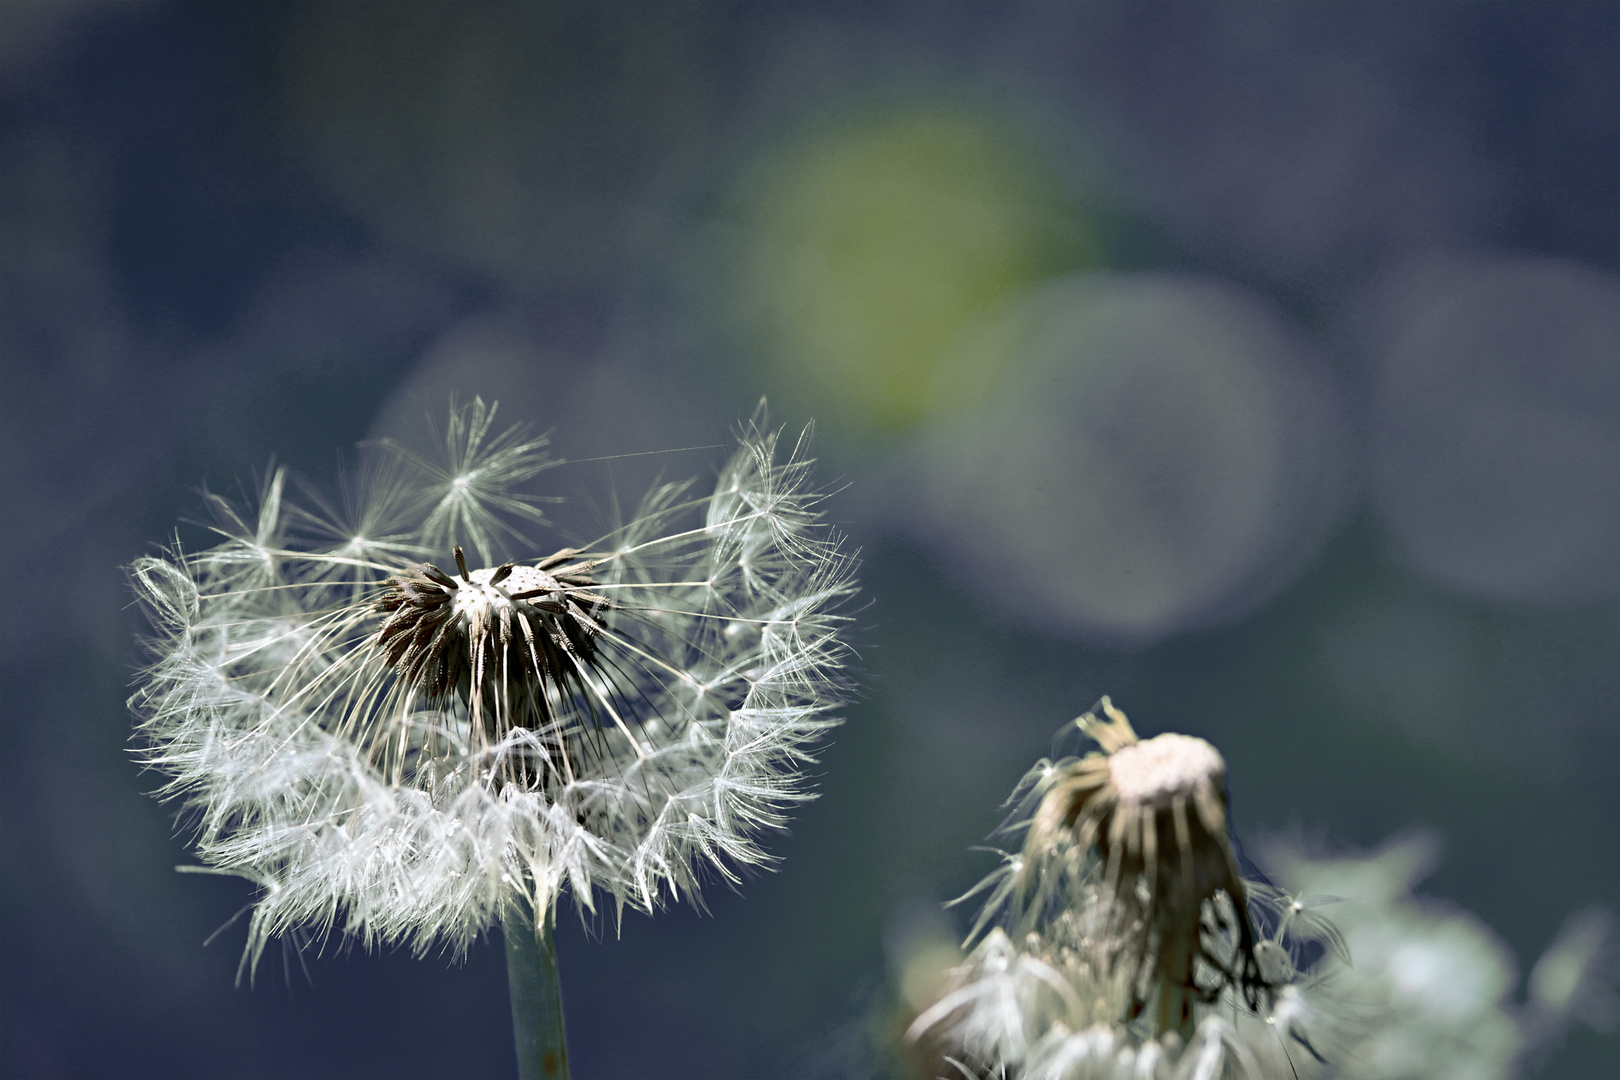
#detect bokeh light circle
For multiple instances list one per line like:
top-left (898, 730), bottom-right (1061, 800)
top-left (726, 101), bottom-right (1100, 434)
top-left (1366, 255), bottom-right (1620, 602)
top-left (906, 272), bottom-right (1348, 646)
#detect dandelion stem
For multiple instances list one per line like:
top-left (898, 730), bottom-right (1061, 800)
top-left (505, 900), bottom-right (569, 1080)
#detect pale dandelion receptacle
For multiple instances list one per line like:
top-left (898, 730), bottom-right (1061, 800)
top-left (129, 398), bottom-right (856, 972)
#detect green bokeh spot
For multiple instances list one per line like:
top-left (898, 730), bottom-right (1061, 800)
top-left (738, 104), bottom-right (1100, 433)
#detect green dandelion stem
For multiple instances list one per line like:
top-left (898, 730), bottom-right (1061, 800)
top-left (505, 898), bottom-right (569, 1080)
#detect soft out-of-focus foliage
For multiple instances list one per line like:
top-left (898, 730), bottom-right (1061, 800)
top-left (1253, 834), bottom-right (1616, 1080)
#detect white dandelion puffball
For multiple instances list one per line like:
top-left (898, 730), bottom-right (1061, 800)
top-left (129, 398), bottom-right (856, 968)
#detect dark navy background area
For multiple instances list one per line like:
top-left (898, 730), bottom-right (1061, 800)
top-left (2, 4), bottom-right (1615, 1078)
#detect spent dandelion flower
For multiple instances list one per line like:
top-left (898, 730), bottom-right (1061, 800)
top-left (129, 397), bottom-right (856, 1077)
top-left (1005, 698), bottom-right (1271, 1038)
top-left (912, 698), bottom-right (1332, 1080)
top-left (912, 702), bottom-right (1616, 1080)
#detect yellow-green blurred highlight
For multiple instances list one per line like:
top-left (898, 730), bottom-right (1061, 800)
top-left (734, 104), bottom-right (1101, 434)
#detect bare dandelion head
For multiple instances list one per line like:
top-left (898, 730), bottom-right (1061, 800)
top-left (129, 398), bottom-right (856, 975)
top-left (923, 698), bottom-right (1295, 1078)
top-left (914, 700), bottom-right (1595, 1080)
top-left (1019, 698), bottom-right (1267, 1038)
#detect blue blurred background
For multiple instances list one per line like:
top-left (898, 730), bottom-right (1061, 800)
top-left (2, 3), bottom-right (1615, 1077)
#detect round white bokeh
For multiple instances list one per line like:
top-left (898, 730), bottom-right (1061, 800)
top-left (906, 273), bottom-right (1349, 646)
top-left (1365, 254), bottom-right (1620, 602)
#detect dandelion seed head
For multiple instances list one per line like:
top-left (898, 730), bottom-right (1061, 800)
top-left (130, 397), bottom-right (855, 974)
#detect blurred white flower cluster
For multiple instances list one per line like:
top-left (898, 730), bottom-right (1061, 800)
top-left (910, 703), bottom-right (1614, 1079)
top-left (129, 399), bottom-right (855, 971)
top-left (1253, 833), bottom-right (1617, 1080)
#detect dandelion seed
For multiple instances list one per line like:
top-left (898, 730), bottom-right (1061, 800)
top-left (129, 398), bottom-right (857, 978)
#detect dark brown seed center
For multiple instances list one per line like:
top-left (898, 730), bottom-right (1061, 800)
top-left (372, 546), bottom-right (612, 741)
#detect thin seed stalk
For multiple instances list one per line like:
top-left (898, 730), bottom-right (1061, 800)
top-left (505, 897), bottom-right (569, 1080)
